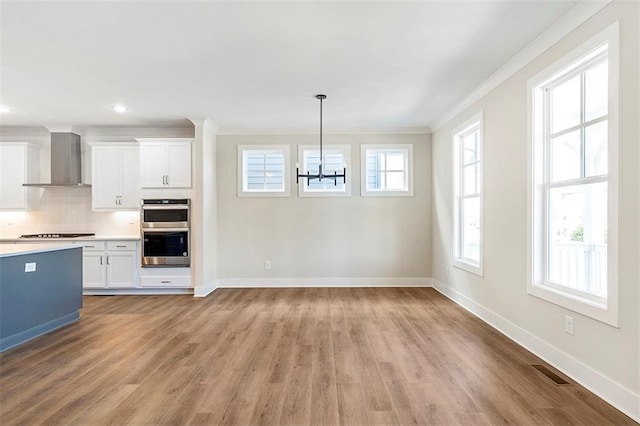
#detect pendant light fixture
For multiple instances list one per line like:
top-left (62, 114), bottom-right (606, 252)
top-left (296, 94), bottom-right (346, 186)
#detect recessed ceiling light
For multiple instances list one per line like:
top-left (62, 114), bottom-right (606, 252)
top-left (112, 104), bottom-right (127, 113)
top-left (0, 105), bottom-right (12, 113)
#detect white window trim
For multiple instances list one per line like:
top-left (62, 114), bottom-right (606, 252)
top-left (297, 144), bottom-right (351, 197)
top-left (237, 145), bottom-right (291, 197)
top-left (526, 22), bottom-right (619, 327)
top-left (360, 144), bottom-right (414, 197)
top-left (452, 111), bottom-right (484, 276)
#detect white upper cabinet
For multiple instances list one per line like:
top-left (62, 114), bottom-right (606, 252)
top-left (137, 138), bottom-right (192, 188)
top-left (91, 144), bottom-right (140, 210)
top-left (166, 143), bottom-right (191, 187)
top-left (119, 146), bottom-right (141, 206)
top-left (138, 142), bottom-right (166, 187)
top-left (0, 143), bottom-right (39, 210)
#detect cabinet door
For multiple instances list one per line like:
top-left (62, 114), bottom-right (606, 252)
top-left (140, 143), bottom-right (168, 188)
top-left (107, 252), bottom-right (137, 288)
top-left (0, 146), bottom-right (27, 210)
top-left (83, 252), bottom-right (106, 288)
top-left (119, 146), bottom-right (140, 208)
top-left (166, 143), bottom-right (191, 188)
top-left (92, 146), bottom-right (120, 210)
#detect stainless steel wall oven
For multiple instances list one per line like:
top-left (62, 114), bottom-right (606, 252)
top-left (141, 199), bottom-right (190, 267)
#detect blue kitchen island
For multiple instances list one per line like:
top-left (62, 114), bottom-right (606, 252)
top-left (0, 244), bottom-right (83, 352)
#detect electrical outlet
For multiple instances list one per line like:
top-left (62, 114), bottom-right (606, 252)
top-left (264, 261), bottom-right (271, 270)
top-left (25, 262), bottom-right (36, 272)
top-left (565, 315), bottom-right (574, 335)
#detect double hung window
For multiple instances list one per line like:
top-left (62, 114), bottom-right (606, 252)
top-left (452, 113), bottom-right (483, 275)
top-left (527, 24), bottom-right (619, 326)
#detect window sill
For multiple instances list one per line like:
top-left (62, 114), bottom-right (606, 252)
top-left (526, 280), bottom-right (618, 327)
top-left (238, 190), bottom-right (290, 198)
top-left (298, 190), bottom-right (351, 198)
top-left (452, 259), bottom-right (483, 277)
top-left (361, 190), bottom-right (414, 197)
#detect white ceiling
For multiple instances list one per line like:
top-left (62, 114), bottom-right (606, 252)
top-left (0, 1), bottom-right (578, 133)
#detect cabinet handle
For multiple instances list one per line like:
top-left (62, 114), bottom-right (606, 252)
top-left (166, 175), bottom-right (169, 185)
top-left (100, 256), bottom-right (104, 265)
top-left (85, 245), bottom-right (95, 248)
top-left (162, 175), bottom-right (167, 185)
top-left (116, 245), bottom-right (126, 248)
top-left (161, 280), bottom-right (171, 284)
top-left (106, 256), bottom-right (110, 265)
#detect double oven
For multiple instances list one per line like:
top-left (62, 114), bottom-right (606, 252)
top-left (141, 199), bottom-right (190, 267)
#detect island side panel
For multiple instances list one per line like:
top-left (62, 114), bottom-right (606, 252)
top-left (0, 247), bottom-right (83, 352)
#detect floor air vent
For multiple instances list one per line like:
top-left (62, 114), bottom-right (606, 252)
top-left (532, 364), bottom-right (571, 385)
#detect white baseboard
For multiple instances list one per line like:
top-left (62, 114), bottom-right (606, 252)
top-left (193, 285), bottom-right (216, 297)
top-left (216, 277), bottom-right (432, 288)
top-left (83, 288), bottom-right (193, 296)
top-left (431, 278), bottom-right (640, 423)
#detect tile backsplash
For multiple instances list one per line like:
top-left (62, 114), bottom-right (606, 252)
top-left (0, 187), bottom-right (140, 238)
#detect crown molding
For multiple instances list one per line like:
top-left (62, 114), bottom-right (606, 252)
top-left (429, 0), bottom-right (612, 132)
top-left (216, 126), bottom-right (432, 136)
top-left (43, 124), bottom-right (81, 134)
top-left (188, 117), bottom-right (220, 133)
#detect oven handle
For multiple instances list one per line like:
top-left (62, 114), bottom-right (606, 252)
top-left (141, 205), bottom-right (189, 210)
top-left (142, 228), bottom-right (190, 233)
top-left (141, 222), bottom-right (189, 229)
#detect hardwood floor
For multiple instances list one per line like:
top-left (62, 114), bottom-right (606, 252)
top-left (0, 288), bottom-right (636, 425)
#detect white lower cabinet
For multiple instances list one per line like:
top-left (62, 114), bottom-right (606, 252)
top-left (140, 267), bottom-right (192, 288)
top-left (79, 241), bottom-right (138, 289)
top-left (82, 251), bottom-right (107, 289)
top-left (108, 252), bottom-right (138, 288)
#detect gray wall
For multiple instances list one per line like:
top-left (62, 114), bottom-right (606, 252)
top-left (217, 133), bottom-right (431, 281)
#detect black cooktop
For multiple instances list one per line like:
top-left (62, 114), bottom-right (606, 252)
top-left (19, 233), bottom-right (96, 239)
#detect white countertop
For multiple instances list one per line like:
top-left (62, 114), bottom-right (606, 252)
top-left (0, 236), bottom-right (140, 243)
top-left (0, 243), bottom-right (80, 258)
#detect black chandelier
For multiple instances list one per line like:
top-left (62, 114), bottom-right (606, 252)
top-left (296, 94), bottom-right (346, 186)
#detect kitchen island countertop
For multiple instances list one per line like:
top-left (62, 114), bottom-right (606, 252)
top-left (0, 243), bottom-right (77, 258)
top-left (0, 236), bottom-right (140, 243)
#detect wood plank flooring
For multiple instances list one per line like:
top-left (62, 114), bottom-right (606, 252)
top-left (0, 288), bottom-right (636, 425)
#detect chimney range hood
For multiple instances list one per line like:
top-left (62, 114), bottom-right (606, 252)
top-left (23, 132), bottom-right (91, 187)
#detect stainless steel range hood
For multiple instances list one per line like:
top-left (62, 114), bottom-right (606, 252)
top-left (23, 132), bottom-right (91, 187)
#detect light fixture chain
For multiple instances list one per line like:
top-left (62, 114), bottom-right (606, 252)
top-left (319, 95), bottom-right (323, 169)
top-left (296, 93), bottom-right (344, 186)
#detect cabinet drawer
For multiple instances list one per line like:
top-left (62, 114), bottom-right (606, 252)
top-left (107, 241), bottom-right (137, 251)
top-left (76, 241), bottom-right (106, 251)
top-left (140, 275), bottom-right (191, 288)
